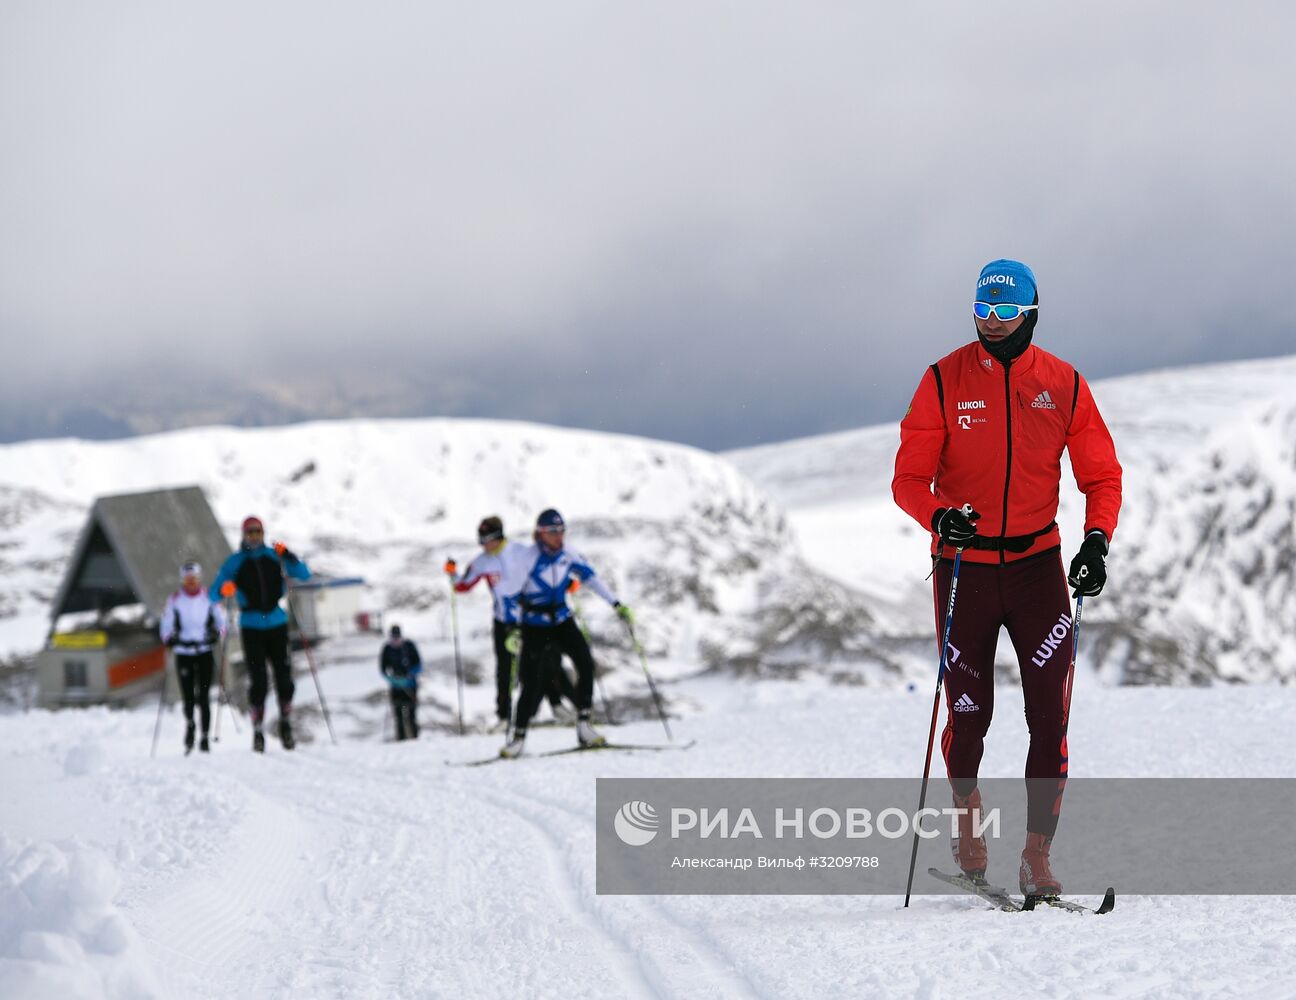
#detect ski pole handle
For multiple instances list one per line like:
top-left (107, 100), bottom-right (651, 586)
top-left (955, 502), bottom-right (974, 552)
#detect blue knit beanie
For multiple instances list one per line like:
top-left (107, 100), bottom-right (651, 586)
top-left (536, 508), bottom-right (565, 529)
top-left (976, 259), bottom-right (1037, 307)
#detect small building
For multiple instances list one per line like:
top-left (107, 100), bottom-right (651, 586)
top-left (35, 486), bottom-right (233, 707)
top-left (288, 576), bottom-right (374, 641)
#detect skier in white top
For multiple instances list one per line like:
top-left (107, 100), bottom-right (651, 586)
top-left (160, 561), bottom-right (228, 753)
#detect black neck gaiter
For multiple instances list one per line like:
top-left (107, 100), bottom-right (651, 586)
top-left (976, 296), bottom-right (1039, 364)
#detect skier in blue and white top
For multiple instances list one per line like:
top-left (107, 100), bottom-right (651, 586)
top-left (500, 508), bottom-right (633, 758)
top-left (450, 515), bottom-right (577, 731)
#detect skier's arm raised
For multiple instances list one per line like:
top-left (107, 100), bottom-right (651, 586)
top-left (451, 554), bottom-right (499, 593)
top-left (274, 542), bottom-right (311, 581)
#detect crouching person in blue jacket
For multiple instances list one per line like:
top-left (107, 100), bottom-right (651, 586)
top-left (381, 624), bottom-right (422, 741)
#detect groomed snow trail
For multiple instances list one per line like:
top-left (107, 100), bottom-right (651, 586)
top-left (3, 679), bottom-right (1295, 999)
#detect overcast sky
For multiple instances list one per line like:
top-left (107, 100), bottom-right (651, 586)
top-left (2, 3), bottom-right (1293, 450)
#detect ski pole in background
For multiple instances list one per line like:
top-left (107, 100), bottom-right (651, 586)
top-left (904, 504), bottom-right (975, 908)
top-left (150, 652), bottom-right (170, 759)
top-left (505, 629), bottom-right (519, 742)
top-left (278, 545), bottom-right (338, 745)
top-left (622, 618), bottom-right (671, 742)
top-left (569, 579), bottom-right (616, 726)
top-left (444, 559), bottom-right (466, 735)
top-left (213, 588), bottom-right (240, 742)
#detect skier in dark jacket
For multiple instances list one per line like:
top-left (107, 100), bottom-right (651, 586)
top-left (893, 259), bottom-right (1122, 896)
top-left (380, 624), bottom-right (422, 741)
top-left (210, 516), bottom-right (310, 753)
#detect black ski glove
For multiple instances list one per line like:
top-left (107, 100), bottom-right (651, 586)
top-left (931, 506), bottom-right (981, 547)
top-left (1068, 531), bottom-right (1109, 597)
top-left (164, 634), bottom-right (179, 648)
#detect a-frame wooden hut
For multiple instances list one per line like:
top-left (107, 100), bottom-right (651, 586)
top-left (35, 486), bottom-right (232, 707)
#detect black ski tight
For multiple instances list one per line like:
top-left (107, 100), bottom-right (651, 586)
top-left (242, 625), bottom-right (294, 725)
top-left (494, 619), bottom-right (577, 721)
top-left (514, 619), bottom-right (595, 731)
top-left (176, 651), bottom-right (215, 733)
top-left (390, 686), bottom-right (419, 741)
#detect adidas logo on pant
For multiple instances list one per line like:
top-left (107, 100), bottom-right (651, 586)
top-left (952, 693), bottom-right (979, 713)
top-left (1031, 390), bottom-right (1058, 410)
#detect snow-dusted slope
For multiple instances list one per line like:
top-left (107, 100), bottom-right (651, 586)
top-left (729, 354), bottom-right (1296, 684)
top-left (4, 354), bottom-right (1293, 695)
top-left (0, 418), bottom-right (897, 712)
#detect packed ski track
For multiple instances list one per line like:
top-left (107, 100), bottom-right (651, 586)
top-left (3, 668), bottom-right (1295, 1000)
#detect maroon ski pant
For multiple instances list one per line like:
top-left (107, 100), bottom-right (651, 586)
top-left (932, 549), bottom-right (1077, 838)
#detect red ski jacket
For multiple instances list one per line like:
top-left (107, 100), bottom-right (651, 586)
top-left (893, 341), bottom-right (1122, 565)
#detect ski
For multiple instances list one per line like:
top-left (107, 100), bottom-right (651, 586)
top-left (1023, 888), bottom-right (1116, 915)
top-left (447, 739), bottom-right (696, 768)
top-left (929, 868), bottom-right (1115, 915)
top-left (927, 867), bottom-right (1021, 911)
top-left (536, 739), bottom-right (696, 758)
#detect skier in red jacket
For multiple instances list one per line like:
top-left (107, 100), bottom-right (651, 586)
top-left (893, 259), bottom-right (1122, 896)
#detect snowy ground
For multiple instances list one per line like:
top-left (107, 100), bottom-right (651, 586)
top-left (3, 656), bottom-right (1294, 1000)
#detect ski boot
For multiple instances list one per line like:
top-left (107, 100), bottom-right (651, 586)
top-left (500, 733), bottom-right (526, 759)
top-left (951, 788), bottom-right (989, 880)
top-left (1020, 832), bottom-right (1062, 897)
top-left (279, 718), bottom-right (296, 751)
top-left (576, 718), bottom-right (607, 748)
top-left (252, 728), bottom-right (265, 753)
top-left (199, 735), bottom-right (210, 753)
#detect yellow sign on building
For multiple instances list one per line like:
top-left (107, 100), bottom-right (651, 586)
top-left (51, 631), bottom-right (109, 649)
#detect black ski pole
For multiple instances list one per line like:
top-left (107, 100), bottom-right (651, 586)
top-left (505, 631), bottom-right (520, 742)
top-left (624, 620), bottom-right (671, 742)
top-left (150, 652), bottom-right (170, 759)
top-left (1061, 594), bottom-right (1084, 731)
top-left (444, 561), bottom-right (465, 735)
top-left (279, 550), bottom-right (338, 745)
top-left (290, 591), bottom-right (337, 745)
top-left (904, 516), bottom-right (972, 909)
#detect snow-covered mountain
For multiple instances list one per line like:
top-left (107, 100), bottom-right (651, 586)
top-left (729, 353), bottom-right (1296, 685)
top-left (3, 354), bottom-right (1293, 696)
top-left (0, 419), bottom-right (893, 712)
